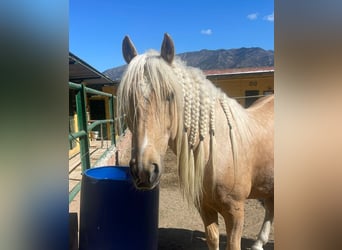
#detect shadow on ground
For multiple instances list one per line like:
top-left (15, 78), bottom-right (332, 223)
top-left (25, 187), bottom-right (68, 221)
top-left (158, 228), bottom-right (274, 250)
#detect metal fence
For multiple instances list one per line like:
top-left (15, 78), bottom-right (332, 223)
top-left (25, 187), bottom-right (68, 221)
top-left (68, 82), bottom-right (125, 202)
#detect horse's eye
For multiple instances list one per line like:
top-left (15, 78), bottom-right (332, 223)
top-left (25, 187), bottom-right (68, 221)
top-left (166, 93), bottom-right (174, 102)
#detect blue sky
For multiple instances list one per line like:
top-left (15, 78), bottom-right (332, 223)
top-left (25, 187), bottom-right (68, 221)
top-left (69, 0), bottom-right (274, 72)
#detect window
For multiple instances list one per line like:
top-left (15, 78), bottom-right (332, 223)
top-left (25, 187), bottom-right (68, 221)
top-left (245, 90), bottom-right (259, 108)
top-left (263, 90), bottom-right (274, 95)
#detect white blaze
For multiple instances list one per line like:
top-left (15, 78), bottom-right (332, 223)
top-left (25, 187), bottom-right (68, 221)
top-left (140, 134), bottom-right (149, 160)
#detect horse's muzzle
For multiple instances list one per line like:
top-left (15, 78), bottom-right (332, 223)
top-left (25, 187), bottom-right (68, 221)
top-left (129, 158), bottom-right (160, 189)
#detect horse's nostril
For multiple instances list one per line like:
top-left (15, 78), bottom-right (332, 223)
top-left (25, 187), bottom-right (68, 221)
top-left (149, 163), bottom-right (159, 184)
top-left (129, 160), bottom-right (160, 188)
top-left (152, 163), bottom-right (159, 174)
top-left (129, 158), bottom-right (139, 179)
top-left (129, 158), bottom-right (136, 166)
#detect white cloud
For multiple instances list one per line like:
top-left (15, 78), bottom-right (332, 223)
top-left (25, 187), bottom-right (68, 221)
top-left (200, 29), bottom-right (213, 35)
top-left (263, 12), bottom-right (274, 22)
top-left (247, 13), bottom-right (258, 20)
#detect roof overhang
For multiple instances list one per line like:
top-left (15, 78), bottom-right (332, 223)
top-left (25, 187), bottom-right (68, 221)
top-left (69, 52), bottom-right (119, 86)
top-left (205, 67), bottom-right (274, 80)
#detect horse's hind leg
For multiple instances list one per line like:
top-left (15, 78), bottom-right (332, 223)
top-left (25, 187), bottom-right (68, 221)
top-left (200, 204), bottom-right (219, 250)
top-left (251, 197), bottom-right (274, 250)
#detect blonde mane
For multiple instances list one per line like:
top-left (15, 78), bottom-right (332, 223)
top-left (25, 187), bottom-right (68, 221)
top-left (118, 50), bottom-right (254, 209)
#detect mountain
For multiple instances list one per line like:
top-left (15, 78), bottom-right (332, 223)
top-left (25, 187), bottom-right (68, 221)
top-left (103, 47), bottom-right (274, 81)
top-left (103, 65), bottom-right (127, 81)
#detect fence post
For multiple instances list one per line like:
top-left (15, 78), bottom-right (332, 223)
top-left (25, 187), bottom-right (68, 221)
top-left (109, 95), bottom-right (116, 145)
top-left (76, 84), bottom-right (91, 171)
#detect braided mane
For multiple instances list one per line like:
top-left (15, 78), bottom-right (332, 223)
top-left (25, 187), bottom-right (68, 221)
top-left (118, 50), bottom-right (253, 209)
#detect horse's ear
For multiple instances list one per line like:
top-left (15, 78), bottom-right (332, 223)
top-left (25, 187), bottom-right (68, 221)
top-left (122, 36), bottom-right (138, 64)
top-left (160, 33), bottom-right (175, 64)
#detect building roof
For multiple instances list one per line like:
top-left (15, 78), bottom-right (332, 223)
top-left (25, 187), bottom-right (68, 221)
top-left (204, 66), bottom-right (274, 78)
top-left (69, 52), bottom-right (119, 86)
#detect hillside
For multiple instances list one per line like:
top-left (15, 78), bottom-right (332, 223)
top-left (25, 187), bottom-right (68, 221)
top-left (103, 47), bottom-right (274, 81)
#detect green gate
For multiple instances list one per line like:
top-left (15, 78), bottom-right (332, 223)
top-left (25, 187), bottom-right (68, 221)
top-left (68, 82), bottom-right (125, 203)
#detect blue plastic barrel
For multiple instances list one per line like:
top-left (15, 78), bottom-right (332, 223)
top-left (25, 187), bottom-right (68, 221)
top-left (79, 166), bottom-right (159, 250)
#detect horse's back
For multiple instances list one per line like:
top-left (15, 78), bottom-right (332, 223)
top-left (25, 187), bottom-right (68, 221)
top-left (248, 94), bottom-right (274, 110)
top-left (248, 94), bottom-right (274, 199)
top-left (245, 94), bottom-right (273, 126)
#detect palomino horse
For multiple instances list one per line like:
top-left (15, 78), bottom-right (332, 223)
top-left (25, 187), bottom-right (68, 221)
top-left (118, 33), bottom-right (274, 250)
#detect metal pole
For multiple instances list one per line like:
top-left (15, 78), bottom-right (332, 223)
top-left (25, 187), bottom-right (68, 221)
top-left (100, 123), bottom-right (103, 148)
top-left (76, 84), bottom-right (91, 172)
top-left (109, 95), bottom-right (116, 145)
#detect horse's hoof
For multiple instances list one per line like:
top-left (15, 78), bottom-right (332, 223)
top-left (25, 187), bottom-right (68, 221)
top-left (251, 245), bottom-right (263, 250)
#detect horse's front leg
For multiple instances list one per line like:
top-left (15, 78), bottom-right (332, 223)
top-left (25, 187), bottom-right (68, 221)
top-left (200, 204), bottom-right (219, 250)
top-left (221, 200), bottom-right (245, 250)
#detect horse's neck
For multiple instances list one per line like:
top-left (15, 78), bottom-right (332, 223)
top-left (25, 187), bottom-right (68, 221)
top-left (168, 65), bottom-right (249, 157)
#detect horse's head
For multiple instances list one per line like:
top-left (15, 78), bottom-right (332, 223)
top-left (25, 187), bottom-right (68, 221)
top-left (119, 33), bottom-right (181, 190)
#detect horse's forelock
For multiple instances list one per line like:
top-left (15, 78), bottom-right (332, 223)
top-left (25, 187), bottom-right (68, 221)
top-left (118, 50), bottom-right (183, 133)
